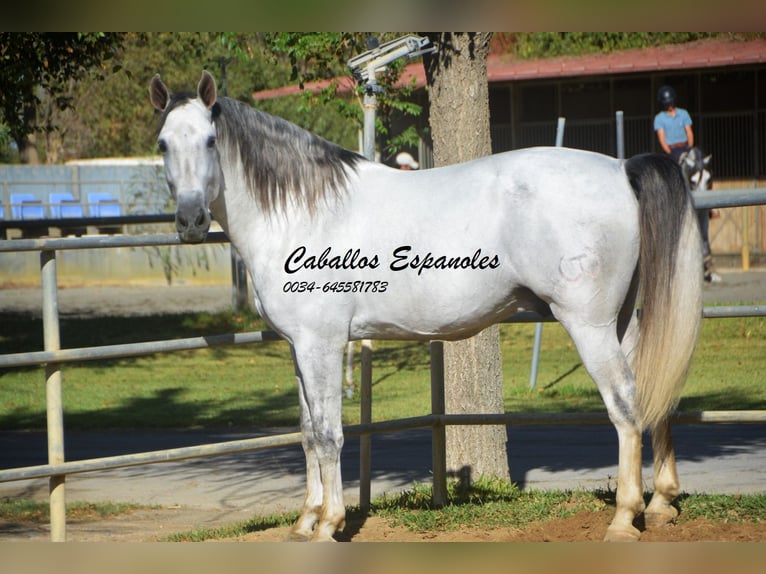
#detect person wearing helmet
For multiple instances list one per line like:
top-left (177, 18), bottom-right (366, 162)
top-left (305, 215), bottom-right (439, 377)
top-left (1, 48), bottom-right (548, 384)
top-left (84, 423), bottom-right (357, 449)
top-left (653, 85), bottom-right (695, 160)
top-left (654, 86), bottom-right (720, 283)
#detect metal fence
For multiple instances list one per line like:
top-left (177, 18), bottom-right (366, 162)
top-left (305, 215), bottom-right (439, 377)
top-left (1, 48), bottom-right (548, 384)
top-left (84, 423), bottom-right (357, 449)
top-left (1, 189), bottom-right (765, 541)
top-left (494, 111), bottom-right (766, 180)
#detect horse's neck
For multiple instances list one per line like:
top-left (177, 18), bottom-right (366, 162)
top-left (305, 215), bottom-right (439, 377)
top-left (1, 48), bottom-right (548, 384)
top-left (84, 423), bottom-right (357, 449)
top-left (210, 159), bottom-right (300, 268)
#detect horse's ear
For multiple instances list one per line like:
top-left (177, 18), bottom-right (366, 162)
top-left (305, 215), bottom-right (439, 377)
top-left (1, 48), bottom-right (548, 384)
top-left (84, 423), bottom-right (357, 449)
top-left (150, 74), bottom-right (170, 112)
top-left (683, 154), bottom-right (695, 168)
top-left (703, 154), bottom-right (712, 166)
top-left (198, 70), bottom-right (217, 109)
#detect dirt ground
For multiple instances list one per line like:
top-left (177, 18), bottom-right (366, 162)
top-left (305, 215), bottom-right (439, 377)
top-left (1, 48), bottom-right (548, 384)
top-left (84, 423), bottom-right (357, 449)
top-left (424, 514), bottom-right (766, 542)
top-left (235, 513), bottom-right (766, 543)
top-left (7, 506), bottom-right (764, 542)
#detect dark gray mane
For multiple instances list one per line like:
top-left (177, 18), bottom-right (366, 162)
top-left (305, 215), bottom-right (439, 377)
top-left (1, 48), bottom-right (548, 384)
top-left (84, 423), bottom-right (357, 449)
top-left (214, 97), bottom-right (363, 215)
top-left (158, 94), bottom-right (363, 215)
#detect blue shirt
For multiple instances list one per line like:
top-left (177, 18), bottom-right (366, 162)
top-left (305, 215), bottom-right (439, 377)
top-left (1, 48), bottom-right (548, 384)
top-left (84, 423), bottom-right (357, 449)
top-left (654, 108), bottom-right (692, 145)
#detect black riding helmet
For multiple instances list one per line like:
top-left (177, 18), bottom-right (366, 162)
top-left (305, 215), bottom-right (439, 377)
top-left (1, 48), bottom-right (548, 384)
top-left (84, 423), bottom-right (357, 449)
top-left (657, 85), bottom-right (676, 109)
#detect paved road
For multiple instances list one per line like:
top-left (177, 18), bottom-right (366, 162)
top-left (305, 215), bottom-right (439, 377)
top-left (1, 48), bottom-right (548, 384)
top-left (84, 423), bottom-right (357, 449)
top-left (0, 269), bottom-right (764, 536)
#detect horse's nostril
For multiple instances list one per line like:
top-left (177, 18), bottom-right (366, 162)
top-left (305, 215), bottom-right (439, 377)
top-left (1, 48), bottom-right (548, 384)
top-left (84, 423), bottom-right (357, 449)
top-left (195, 210), bottom-right (206, 227)
top-left (177, 215), bottom-right (189, 229)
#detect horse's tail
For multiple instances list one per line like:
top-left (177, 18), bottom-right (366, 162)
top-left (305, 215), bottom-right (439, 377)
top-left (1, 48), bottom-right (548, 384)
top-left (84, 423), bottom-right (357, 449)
top-left (624, 153), bottom-right (703, 431)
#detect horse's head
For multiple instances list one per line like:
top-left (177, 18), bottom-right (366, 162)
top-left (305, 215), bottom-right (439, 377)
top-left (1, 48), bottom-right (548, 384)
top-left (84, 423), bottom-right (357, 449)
top-left (150, 71), bottom-right (223, 243)
top-left (679, 147), bottom-right (713, 193)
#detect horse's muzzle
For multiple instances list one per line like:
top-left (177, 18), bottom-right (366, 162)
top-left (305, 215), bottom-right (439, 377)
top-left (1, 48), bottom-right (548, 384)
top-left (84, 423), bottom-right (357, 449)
top-left (175, 202), bottom-right (210, 244)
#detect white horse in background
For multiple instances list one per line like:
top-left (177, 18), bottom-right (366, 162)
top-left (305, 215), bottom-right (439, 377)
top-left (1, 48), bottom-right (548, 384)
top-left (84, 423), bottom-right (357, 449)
top-left (150, 71), bottom-right (703, 542)
top-left (679, 146), bottom-right (719, 282)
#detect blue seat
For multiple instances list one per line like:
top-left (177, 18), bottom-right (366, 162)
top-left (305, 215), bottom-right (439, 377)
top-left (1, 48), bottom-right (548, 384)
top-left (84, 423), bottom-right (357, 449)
top-left (9, 193), bottom-right (48, 237)
top-left (50, 192), bottom-right (84, 218)
top-left (88, 192), bottom-right (123, 234)
top-left (97, 201), bottom-right (122, 218)
top-left (88, 192), bottom-right (122, 217)
top-left (49, 192), bottom-right (87, 236)
top-left (10, 193), bottom-right (46, 219)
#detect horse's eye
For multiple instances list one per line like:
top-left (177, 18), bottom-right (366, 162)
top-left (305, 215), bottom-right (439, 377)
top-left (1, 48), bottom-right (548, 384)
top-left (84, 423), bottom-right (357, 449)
top-left (206, 136), bottom-right (216, 149)
top-left (157, 140), bottom-right (167, 154)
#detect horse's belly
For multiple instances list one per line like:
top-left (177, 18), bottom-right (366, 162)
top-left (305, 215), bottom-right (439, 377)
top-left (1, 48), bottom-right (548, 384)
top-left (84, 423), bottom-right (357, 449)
top-left (348, 283), bottom-right (545, 340)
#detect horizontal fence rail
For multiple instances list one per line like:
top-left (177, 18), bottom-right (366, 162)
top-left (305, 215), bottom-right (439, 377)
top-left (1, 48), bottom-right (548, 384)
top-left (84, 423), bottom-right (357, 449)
top-left (691, 188), bottom-right (766, 209)
top-left (0, 330), bottom-right (283, 369)
top-left (0, 187), bottom-right (764, 541)
top-left (1, 306), bottom-right (764, 372)
top-left (0, 230), bottom-right (228, 253)
top-left (0, 213), bottom-right (175, 233)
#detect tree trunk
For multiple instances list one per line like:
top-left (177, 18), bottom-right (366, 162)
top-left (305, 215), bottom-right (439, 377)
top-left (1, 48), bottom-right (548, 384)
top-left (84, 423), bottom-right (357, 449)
top-left (18, 133), bottom-right (41, 165)
top-left (17, 103), bottom-right (41, 165)
top-left (423, 33), bottom-right (510, 484)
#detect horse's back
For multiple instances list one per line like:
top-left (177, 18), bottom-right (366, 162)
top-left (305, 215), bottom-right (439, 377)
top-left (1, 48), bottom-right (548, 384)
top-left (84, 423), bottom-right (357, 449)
top-left (361, 146), bottom-right (633, 211)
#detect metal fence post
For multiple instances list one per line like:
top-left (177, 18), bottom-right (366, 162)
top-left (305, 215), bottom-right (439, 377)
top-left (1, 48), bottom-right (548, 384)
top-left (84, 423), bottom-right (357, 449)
top-left (357, 88), bottom-right (377, 513)
top-left (742, 205), bottom-right (751, 271)
top-left (529, 117), bottom-right (566, 389)
top-left (430, 341), bottom-right (447, 506)
top-left (615, 110), bottom-right (625, 159)
top-left (358, 341), bottom-right (373, 512)
top-left (41, 249), bottom-right (66, 541)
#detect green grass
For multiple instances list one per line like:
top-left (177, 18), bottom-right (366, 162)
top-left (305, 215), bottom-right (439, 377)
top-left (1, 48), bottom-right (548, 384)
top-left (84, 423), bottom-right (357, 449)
top-left (160, 479), bottom-right (766, 541)
top-left (1, 309), bottom-right (764, 430)
top-left (0, 498), bottom-right (151, 522)
top-left (370, 478), bottom-right (607, 532)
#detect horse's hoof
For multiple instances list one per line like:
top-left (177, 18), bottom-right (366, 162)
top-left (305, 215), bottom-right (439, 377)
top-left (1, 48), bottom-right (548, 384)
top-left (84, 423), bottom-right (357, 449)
top-left (284, 530), bottom-right (311, 542)
top-left (311, 535), bottom-right (338, 542)
top-left (310, 531), bottom-right (338, 542)
top-left (604, 524), bottom-right (641, 542)
top-left (310, 523), bottom-right (341, 542)
top-left (644, 509), bottom-right (678, 529)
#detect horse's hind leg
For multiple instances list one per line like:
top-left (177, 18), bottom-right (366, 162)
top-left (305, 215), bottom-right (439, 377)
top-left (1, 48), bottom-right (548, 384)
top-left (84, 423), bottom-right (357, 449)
top-left (644, 418), bottom-right (680, 528)
top-left (556, 315), bottom-right (645, 541)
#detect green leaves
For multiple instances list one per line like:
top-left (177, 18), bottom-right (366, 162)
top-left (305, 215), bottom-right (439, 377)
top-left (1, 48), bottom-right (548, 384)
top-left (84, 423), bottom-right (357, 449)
top-left (259, 33), bottom-right (427, 160)
top-left (0, 33), bottom-right (123, 142)
top-left (513, 32), bottom-right (720, 59)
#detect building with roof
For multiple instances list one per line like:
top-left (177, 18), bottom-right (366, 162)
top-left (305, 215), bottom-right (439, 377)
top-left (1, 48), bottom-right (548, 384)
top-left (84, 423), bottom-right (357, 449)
top-left (484, 37), bottom-right (766, 181)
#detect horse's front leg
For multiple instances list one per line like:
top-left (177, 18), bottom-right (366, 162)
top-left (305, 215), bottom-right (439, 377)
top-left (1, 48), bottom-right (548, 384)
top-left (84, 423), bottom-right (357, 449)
top-left (286, 375), bottom-right (324, 541)
top-left (288, 338), bottom-right (346, 542)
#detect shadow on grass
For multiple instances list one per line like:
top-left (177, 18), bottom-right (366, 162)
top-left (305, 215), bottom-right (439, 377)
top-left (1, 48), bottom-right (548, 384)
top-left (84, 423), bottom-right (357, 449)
top-left (541, 362), bottom-right (584, 390)
top-left (0, 310), bottom-right (299, 431)
top-left (0, 310), bottom-right (270, 356)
